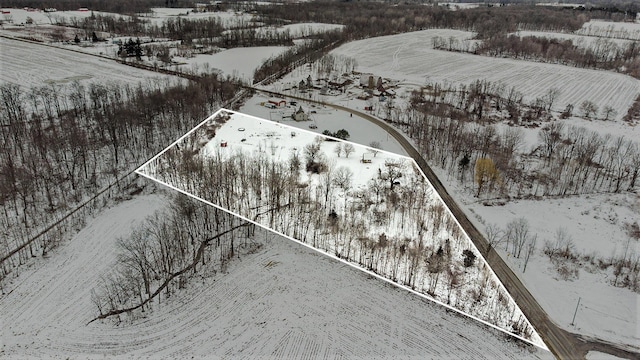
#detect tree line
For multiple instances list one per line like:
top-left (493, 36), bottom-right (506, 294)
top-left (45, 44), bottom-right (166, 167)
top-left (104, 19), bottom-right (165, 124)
top-left (1, 0), bottom-right (178, 14)
top-left (254, 2), bottom-right (618, 41)
top-left (394, 80), bottom-right (640, 200)
top-left (0, 74), bottom-right (242, 281)
top-left (433, 34), bottom-right (640, 79)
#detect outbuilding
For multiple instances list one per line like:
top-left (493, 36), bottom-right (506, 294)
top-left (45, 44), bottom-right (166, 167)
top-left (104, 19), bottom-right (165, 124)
top-left (268, 98), bottom-right (286, 107)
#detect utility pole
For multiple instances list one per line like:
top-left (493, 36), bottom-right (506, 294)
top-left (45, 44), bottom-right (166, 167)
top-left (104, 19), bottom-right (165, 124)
top-left (571, 297), bottom-right (581, 326)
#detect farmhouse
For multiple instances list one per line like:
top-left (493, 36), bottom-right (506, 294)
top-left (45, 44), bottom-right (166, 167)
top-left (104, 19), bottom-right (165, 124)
top-left (268, 98), bottom-right (286, 107)
top-left (293, 106), bottom-right (308, 121)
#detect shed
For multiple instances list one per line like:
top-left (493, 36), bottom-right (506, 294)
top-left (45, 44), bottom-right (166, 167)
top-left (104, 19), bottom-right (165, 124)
top-left (361, 152), bottom-right (372, 163)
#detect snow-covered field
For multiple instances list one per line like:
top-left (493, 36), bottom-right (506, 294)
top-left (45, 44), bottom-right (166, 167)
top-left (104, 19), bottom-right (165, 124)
top-left (330, 30), bottom-right (640, 121)
top-left (0, 192), bottom-right (553, 359)
top-left (577, 19), bottom-right (640, 40)
top-left (0, 37), bottom-right (176, 88)
top-left (175, 46), bottom-right (291, 82)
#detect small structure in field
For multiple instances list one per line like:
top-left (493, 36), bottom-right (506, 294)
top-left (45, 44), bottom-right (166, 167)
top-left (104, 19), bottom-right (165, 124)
top-left (220, 140), bottom-right (228, 147)
top-left (361, 152), bottom-right (372, 163)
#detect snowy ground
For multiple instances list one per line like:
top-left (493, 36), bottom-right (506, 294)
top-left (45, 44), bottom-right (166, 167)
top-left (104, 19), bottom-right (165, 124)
top-left (0, 191), bottom-right (553, 359)
top-left (330, 30), bottom-right (640, 122)
top-left (0, 36), bottom-right (177, 88)
top-left (586, 351), bottom-right (627, 360)
top-left (431, 166), bottom-right (640, 350)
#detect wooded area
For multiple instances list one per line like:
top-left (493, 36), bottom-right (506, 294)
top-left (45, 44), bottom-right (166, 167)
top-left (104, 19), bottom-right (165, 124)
top-left (0, 74), bottom-right (241, 280)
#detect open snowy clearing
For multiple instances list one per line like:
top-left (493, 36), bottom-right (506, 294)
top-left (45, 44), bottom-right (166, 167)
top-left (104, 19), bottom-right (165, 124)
top-left (330, 30), bottom-right (640, 121)
top-left (0, 192), bottom-right (552, 359)
top-left (0, 37), bottom-right (177, 88)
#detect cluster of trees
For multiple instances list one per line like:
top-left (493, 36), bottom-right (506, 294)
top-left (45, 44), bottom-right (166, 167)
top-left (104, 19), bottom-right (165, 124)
top-left (409, 79), bottom-right (556, 123)
top-left (395, 80), bottom-right (640, 199)
top-left (0, 74), bottom-right (242, 280)
top-left (219, 27), bottom-right (294, 48)
top-left (55, 12), bottom-right (294, 49)
top-left (322, 128), bottom-right (350, 140)
top-left (117, 38), bottom-right (143, 59)
top-left (466, 35), bottom-right (640, 79)
top-left (253, 31), bottom-right (343, 84)
top-left (540, 225), bottom-right (639, 291)
top-left (139, 123), bottom-right (535, 340)
top-left (255, 2), bottom-right (600, 40)
top-left (91, 194), bottom-right (256, 323)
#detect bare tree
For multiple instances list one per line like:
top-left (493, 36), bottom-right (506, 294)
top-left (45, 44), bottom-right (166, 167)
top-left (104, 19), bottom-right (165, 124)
top-left (602, 106), bottom-right (617, 121)
top-left (369, 141), bottom-right (382, 157)
top-left (485, 223), bottom-right (504, 253)
top-left (505, 218), bottom-right (532, 258)
top-left (343, 143), bottom-right (355, 158)
top-left (580, 100), bottom-right (598, 119)
top-left (334, 143), bottom-right (343, 157)
top-left (523, 234), bottom-right (537, 273)
top-left (545, 87), bottom-right (560, 112)
top-left (381, 159), bottom-right (406, 190)
top-left (332, 166), bottom-right (353, 191)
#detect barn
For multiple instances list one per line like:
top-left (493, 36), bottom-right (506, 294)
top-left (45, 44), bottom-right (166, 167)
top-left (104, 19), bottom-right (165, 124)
top-left (268, 98), bottom-right (286, 107)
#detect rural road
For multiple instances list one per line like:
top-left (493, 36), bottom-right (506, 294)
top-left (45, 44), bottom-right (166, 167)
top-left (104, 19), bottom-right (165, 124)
top-left (251, 88), bottom-right (639, 360)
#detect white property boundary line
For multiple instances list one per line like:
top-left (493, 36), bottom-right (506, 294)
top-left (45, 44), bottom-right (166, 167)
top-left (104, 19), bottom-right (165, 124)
top-left (135, 108), bottom-right (549, 352)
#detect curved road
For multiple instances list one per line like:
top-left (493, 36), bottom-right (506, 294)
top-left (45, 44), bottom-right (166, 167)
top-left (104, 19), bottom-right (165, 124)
top-left (252, 88), bottom-right (639, 360)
